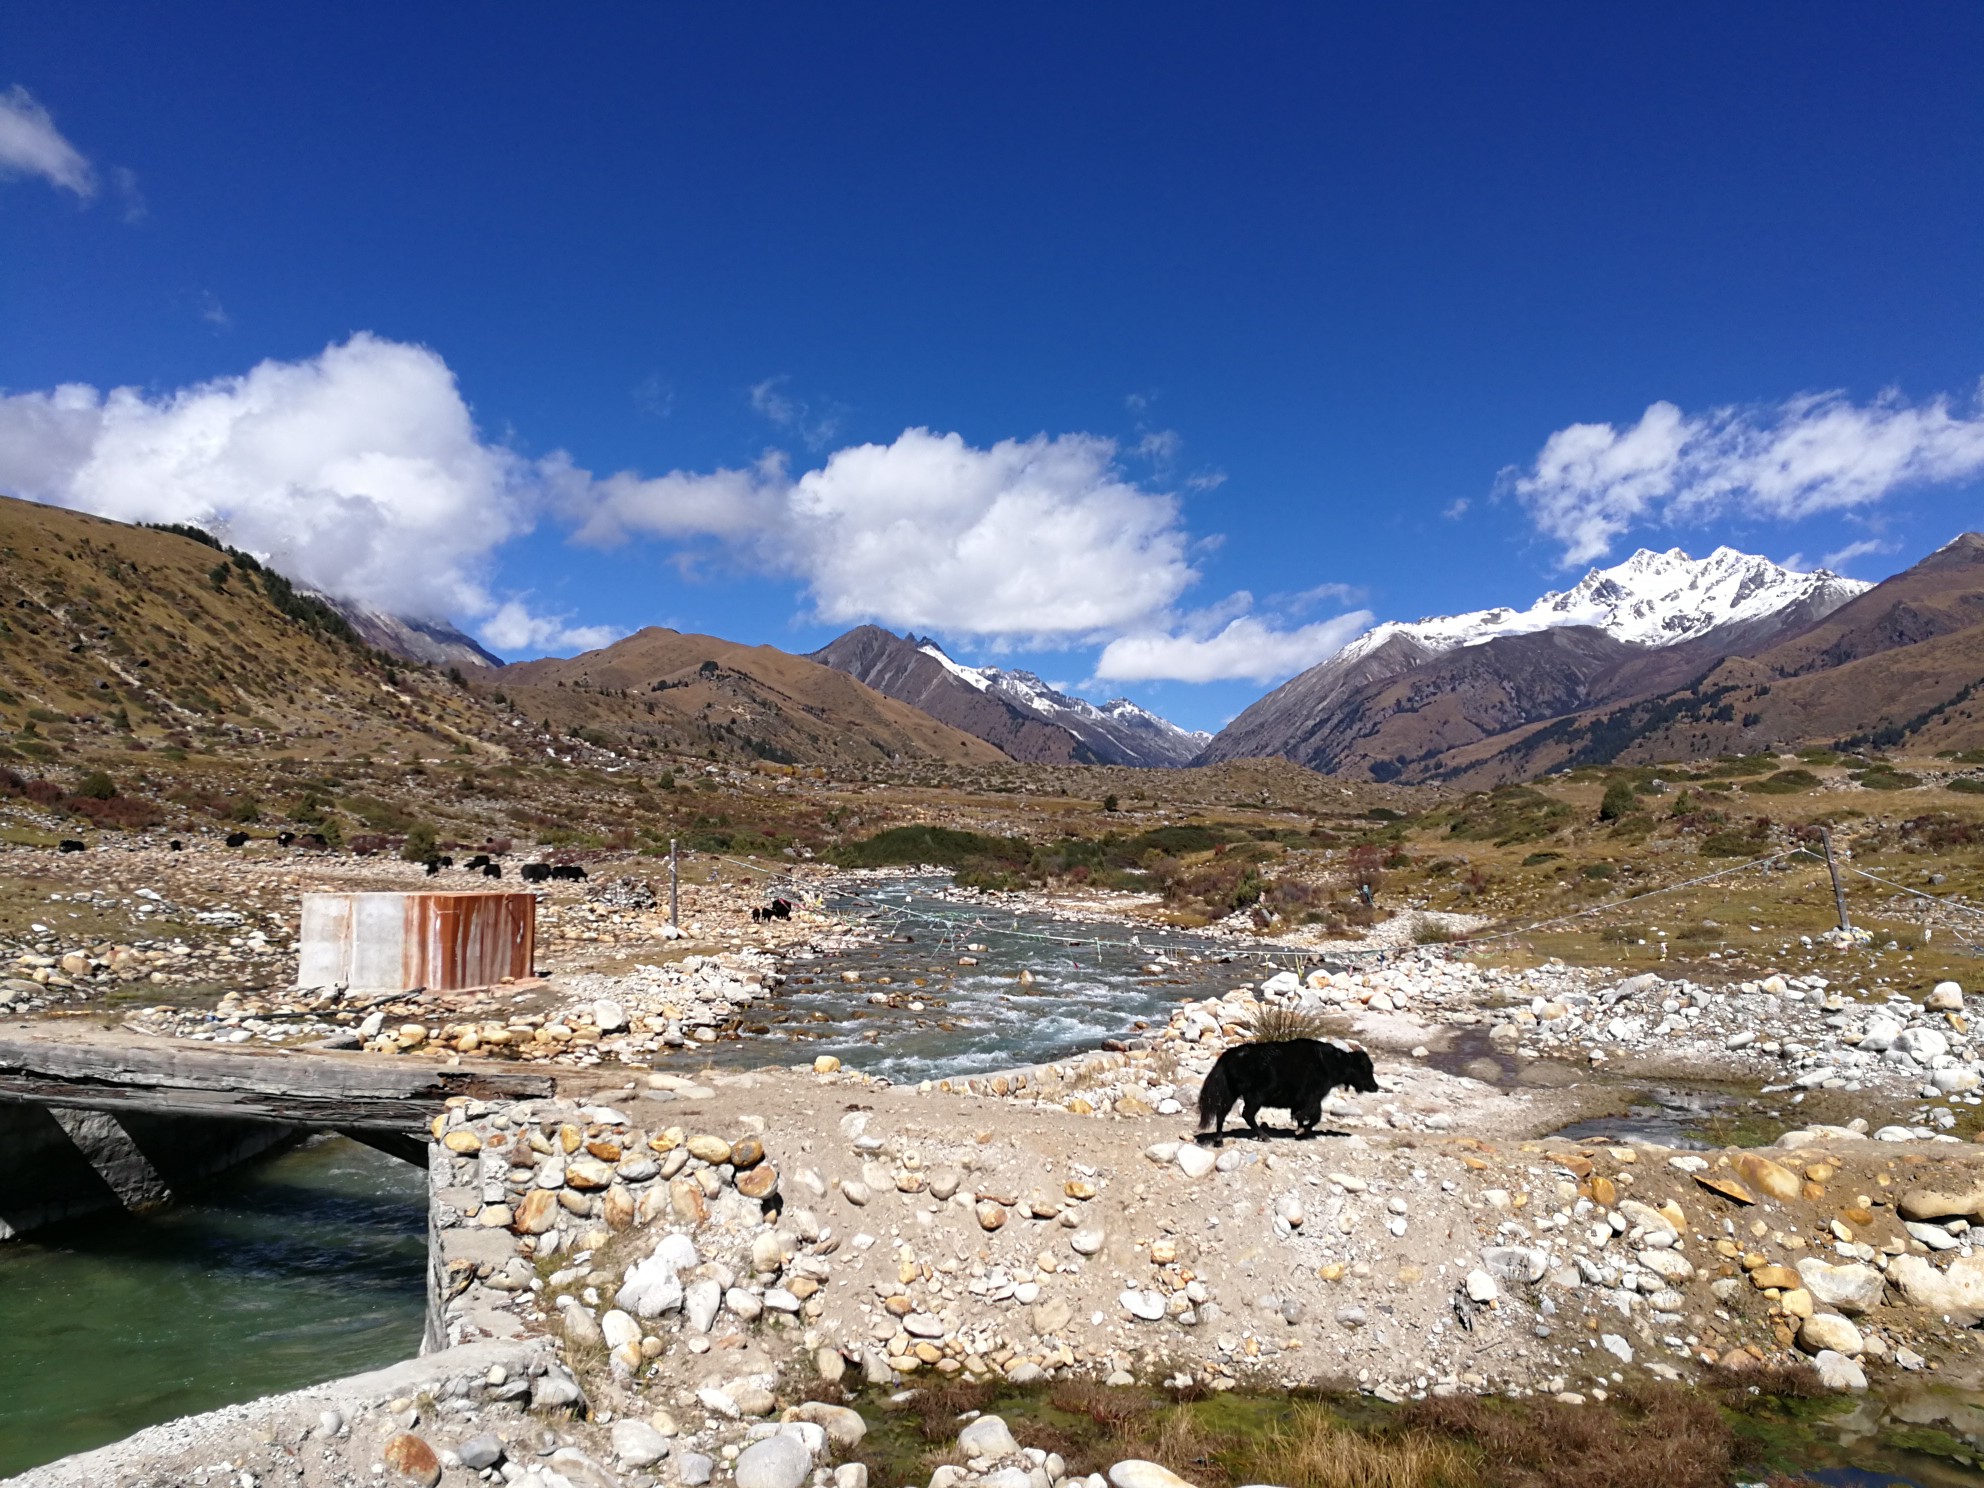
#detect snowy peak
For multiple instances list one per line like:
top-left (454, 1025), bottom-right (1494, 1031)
top-left (981, 668), bottom-right (1208, 743)
top-left (1346, 546), bottom-right (1870, 661)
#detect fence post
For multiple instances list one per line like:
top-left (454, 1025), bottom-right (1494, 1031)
top-left (1820, 827), bottom-right (1851, 934)
top-left (669, 838), bottom-right (680, 929)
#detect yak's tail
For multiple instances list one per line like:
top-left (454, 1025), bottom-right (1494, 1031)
top-left (1195, 1058), bottom-right (1230, 1131)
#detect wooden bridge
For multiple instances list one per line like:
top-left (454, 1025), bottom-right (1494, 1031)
top-left (0, 1021), bottom-right (555, 1237)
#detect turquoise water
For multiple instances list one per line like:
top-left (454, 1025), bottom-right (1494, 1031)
top-left (0, 1134), bottom-right (427, 1478)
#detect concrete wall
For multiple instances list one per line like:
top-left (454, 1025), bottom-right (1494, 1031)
top-left (0, 1103), bottom-right (296, 1240)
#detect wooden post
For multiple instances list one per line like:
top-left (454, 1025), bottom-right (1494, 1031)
top-left (669, 838), bottom-right (680, 928)
top-left (1820, 827), bottom-right (1851, 934)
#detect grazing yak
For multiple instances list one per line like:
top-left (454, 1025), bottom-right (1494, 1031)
top-left (1195, 1037), bottom-right (1379, 1143)
top-left (58, 839), bottom-right (87, 853)
top-left (521, 862), bottom-right (553, 884)
top-left (224, 831), bottom-right (250, 848)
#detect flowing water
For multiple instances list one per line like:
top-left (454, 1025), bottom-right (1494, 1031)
top-left (0, 1134), bottom-right (428, 1478)
top-left (675, 876), bottom-right (1292, 1083)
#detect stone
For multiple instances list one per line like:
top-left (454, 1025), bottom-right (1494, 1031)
top-left (841, 1181), bottom-right (872, 1207)
top-left (1465, 1269), bottom-right (1500, 1303)
top-left (442, 1129), bottom-right (482, 1154)
top-left (1898, 1180), bottom-right (1984, 1223)
top-left (1071, 1225), bottom-right (1106, 1256)
top-left (685, 1278), bottom-right (722, 1333)
top-left (1895, 1027), bottom-right (1950, 1062)
top-left (513, 1188), bottom-right (559, 1234)
top-left (734, 1433), bottom-right (812, 1488)
top-left (1750, 1264), bottom-right (1802, 1291)
top-left (687, 1134), bottom-right (733, 1164)
top-left (1617, 1198), bottom-right (1677, 1237)
top-left (815, 1346), bottom-right (846, 1383)
top-left (1733, 1155), bottom-right (1802, 1203)
top-left (602, 1184), bottom-right (635, 1231)
top-left (1175, 1146), bottom-right (1217, 1179)
top-left (1886, 1253), bottom-right (1984, 1325)
top-left (731, 1136), bottom-right (767, 1168)
top-left (1120, 1289), bottom-right (1167, 1320)
top-left (835, 1466), bottom-right (868, 1488)
top-left (789, 1401), bottom-right (868, 1448)
top-left (1797, 1313), bottom-right (1863, 1357)
top-left (738, 1164), bottom-right (779, 1200)
top-left (601, 1308), bottom-right (641, 1350)
top-left (560, 1302), bottom-right (604, 1348)
top-left (1926, 981), bottom-right (1965, 1011)
top-left (958, 1415), bottom-right (1021, 1459)
top-left (382, 1432), bottom-right (442, 1487)
top-left (1108, 1461), bottom-right (1199, 1488)
top-left (976, 1200), bottom-right (1008, 1231)
top-left (1599, 1333), bottom-right (1632, 1364)
top-left (566, 1158), bottom-right (614, 1190)
top-left (613, 1419), bottom-right (672, 1467)
top-left (1034, 1296), bottom-right (1074, 1333)
top-left (617, 1254), bottom-right (684, 1317)
top-left (670, 1177), bottom-right (708, 1224)
top-left (731, 1383), bottom-right (778, 1416)
top-left (1692, 1174), bottom-right (1755, 1206)
top-left (726, 1287), bottom-right (765, 1321)
top-left (456, 1435), bottom-right (503, 1471)
top-left (1812, 1350), bottom-right (1868, 1392)
top-left (904, 1313), bottom-right (945, 1338)
top-left (1638, 1248), bottom-right (1695, 1283)
top-left (1795, 1259), bottom-right (1883, 1316)
top-left (814, 1055), bottom-right (842, 1074)
top-left (676, 1451), bottom-right (715, 1485)
top-left (594, 1000), bottom-right (629, 1032)
top-left (532, 1365), bottom-right (586, 1412)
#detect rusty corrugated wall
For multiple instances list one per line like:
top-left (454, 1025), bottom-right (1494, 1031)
top-left (298, 891), bottom-right (535, 991)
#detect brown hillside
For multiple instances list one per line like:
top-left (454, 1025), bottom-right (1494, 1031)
top-left (500, 628), bottom-right (1009, 768)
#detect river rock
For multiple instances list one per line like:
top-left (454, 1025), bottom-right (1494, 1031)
top-left (1071, 1224), bottom-right (1106, 1256)
top-left (456, 1434), bottom-right (503, 1470)
top-left (687, 1134), bottom-right (733, 1164)
top-left (1898, 1179), bottom-right (1984, 1223)
top-left (533, 1364), bottom-right (586, 1412)
top-left (1927, 981), bottom-right (1965, 1010)
top-left (1812, 1349), bottom-right (1868, 1391)
top-left (677, 1451), bottom-right (715, 1485)
top-left (1797, 1313), bottom-right (1863, 1357)
top-left (738, 1164), bottom-right (779, 1200)
top-left (560, 1301), bottom-right (604, 1348)
top-left (1465, 1269), bottom-right (1499, 1303)
top-left (734, 1432), bottom-right (812, 1488)
top-left (1121, 1288), bottom-right (1167, 1321)
top-left (613, 1419), bottom-right (672, 1467)
top-left (1108, 1462), bottom-right (1199, 1488)
top-left (514, 1188), bottom-right (559, 1234)
top-left (1638, 1248), bottom-right (1695, 1283)
top-left (685, 1278), bottom-right (723, 1333)
top-left (566, 1158), bottom-right (614, 1190)
top-left (789, 1401), bottom-right (868, 1448)
top-left (1034, 1296), bottom-right (1073, 1334)
top-left (976, 1200), bottom-right (1008, 1231)
top-left (1732, 1154), bottom-right (1802, 1202)
top-left (841, 1181), bottom-right (872, 1207)
top-left (601, 1308), bottom-right (641, 1350)
top-left (618, 1254), bottom-right (684, 1316)
top-left (383, 1432), bottom-right (441, 1487)
top-left (1886, 1253), bottom-right (1984, 1324)
top-left (726, 1287), bottom-right (765, 1321)
top-left (1481, 1246), bottom-right (1546, 1284)
top-left (1795, 1259), bottom-right (1884, 1316)
top-left (958, 1415), bottom-right (1020, 1459)
top-left (1175, 1146), bottom-right (1217, 1179)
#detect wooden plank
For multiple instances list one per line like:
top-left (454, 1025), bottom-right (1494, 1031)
top-left (0, 1022), bottom-right (555, 1132)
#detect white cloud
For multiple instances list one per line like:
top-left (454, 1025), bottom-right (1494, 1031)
top-left (1819, 536), bottom-right (1896, 571)
top-left (0, 334), bottom-right (540, 631)
top-left (1507, 384), bottom-right (1984, 565)
top-left (1093, 605), bottom-right (1373, 684)
top-left (0, 336), bottom-right (1216, 660)
top-left (1442, 497), bottom-right (1469, 520)
top-left (0, 85), bottom-right (95, 197)
top-left (748, 376), bottom-right (840, 448)
top-left (564, 428), bottom-right (1199, 642)
top-left (479, 600), bottom-right (619, 655)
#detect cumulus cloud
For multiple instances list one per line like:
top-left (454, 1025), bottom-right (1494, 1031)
top-left (0, 335), bottom-right (1211, 659)
top-left (0, 85), bottom-right (95, 197)
top-left (563, 428), bottom-right (1199, 641)
top-left (1507, 384), bottom-right (1984, 566)
top-left (0, 334), bottom-right (541, 630)
top-left (1094, 603), bottom-right (1373, 685)
top-left (479, 600), bottom-right (619, 655)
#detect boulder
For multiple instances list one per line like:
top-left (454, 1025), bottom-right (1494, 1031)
top-left (382, 1434), bottom-right (441, 1488)
top-left (958, 1415), bottom-right (1020, 1460)
top-left (1797, 1313), bottom-right (1863, 1357)
top-left (1733, 1154), bottom-right (1802, 1202)
top-left (616, 1254), bottom-right (683, 1317)
top-left (734, 1432), bottom-right (812, 1488)
top-left (1175, 1146), bottom-right (1217, 1179)
top-left (1927, 981), bottom-right (1965, 1011)
top-left (612, 1420), bottom-right (672, 1467)
top-left (1795, 1259), bottom-right (1884, 1316)
top-left (1812, 1350), bottom-right (1868, 1391)
top-left (1886, 1253), bottom-right (1984, 1325)
top-left (1898, 1179), bottom-right (1984, 1223)
top-left (1109, 1463), bottom-right (1200, 1488)
top-left (1895, 1027), bottom-right (1950, 1063)
top-left (786, 1402), bottom-right (867, 1449)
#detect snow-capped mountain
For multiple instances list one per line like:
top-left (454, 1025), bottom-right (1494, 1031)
top-left (977, 666), bottom-right (1210, 768)
top-left (1337, 547), bottom-right (1870, 666)
top-left (805, 625), bottom-right (1203, 767)
top-left (1199, 546), bottom-right (1873, 779)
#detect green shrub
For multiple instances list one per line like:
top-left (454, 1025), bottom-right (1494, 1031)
top-left (1742, 768), bottom-right (1820, 794)
top-left (1949, 777), bottom-right (1984, 795)
top-left (74, 769), bottom-right (117, 800)
top-left (1598, 779), bottom-right (1637, 821)
top-left (401, 823), bottom-right (438, 863)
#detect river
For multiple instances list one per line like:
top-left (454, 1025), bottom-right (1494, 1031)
top-left (0, 1133), bottom-right (427, 1478)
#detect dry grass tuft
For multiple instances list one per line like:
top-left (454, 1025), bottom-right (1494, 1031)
top-left (1249, 1406), bottom-right (1472, 1488)
top-left (1239, 1000), bottom-right (1334, 1043)
top-left (1399, 1382), bottom-right (1734, 1488)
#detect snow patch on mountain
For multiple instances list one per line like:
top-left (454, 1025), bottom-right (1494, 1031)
top-left (981, 668), bottom-right (1210, 743)
top-left (1340, 546), bottom-right (1870, 663)
top-left (915, 640), bottom-right (991, 691)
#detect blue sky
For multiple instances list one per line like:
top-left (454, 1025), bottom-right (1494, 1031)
top-left (3, 4), bottom-right (1982, 731)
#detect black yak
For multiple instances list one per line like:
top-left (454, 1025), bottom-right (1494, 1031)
top-left (1195, 1038), bottom-right (1379, 1143)
top-left (521, 863), bottom-right (552, 884)
top-left (224, 831), bottom-right (249, 848)
top-left (58, 839), bottom-right (86, 853)
top-left (482, 862), bottom-right (503, 879)
top-left (168, 839), bottom-right (183, 851)
top-left (276, 831), bottom-right (295, 847)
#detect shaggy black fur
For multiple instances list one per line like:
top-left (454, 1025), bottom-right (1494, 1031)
top-left (1195, 1038), bottom-right (1379, 1142)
